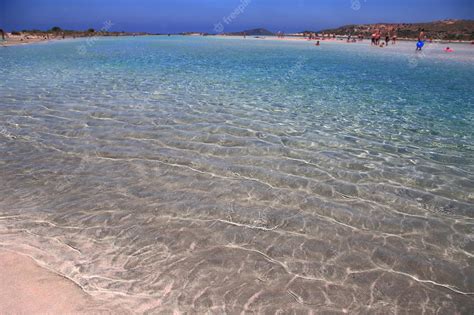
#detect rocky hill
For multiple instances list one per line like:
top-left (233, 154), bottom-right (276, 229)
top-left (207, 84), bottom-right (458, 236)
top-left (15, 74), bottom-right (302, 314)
top-left (226, 28), bottom-right (274, 36)
top-left (317, 20), bottom-right (474, 40)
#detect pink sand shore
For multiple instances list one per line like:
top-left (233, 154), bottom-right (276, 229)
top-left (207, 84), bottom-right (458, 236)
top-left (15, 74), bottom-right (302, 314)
top-left (0, 250), bottom-right (101, 314)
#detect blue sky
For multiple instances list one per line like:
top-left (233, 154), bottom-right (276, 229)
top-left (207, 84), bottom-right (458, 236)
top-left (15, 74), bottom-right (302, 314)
top-left (1, 0), bottom-right (473, 33)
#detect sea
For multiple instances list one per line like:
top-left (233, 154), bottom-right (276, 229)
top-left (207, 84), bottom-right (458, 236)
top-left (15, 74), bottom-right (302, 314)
top-left (0, 36), bottom-right (473, 313)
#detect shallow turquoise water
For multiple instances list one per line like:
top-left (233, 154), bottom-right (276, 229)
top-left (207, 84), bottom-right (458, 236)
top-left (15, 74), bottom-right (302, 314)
top-left (0, 37), bottom-right (473, 313)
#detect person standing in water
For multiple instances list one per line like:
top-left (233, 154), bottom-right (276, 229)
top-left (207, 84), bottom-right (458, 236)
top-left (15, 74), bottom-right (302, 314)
top-left (416, 28), bottom-right (426, 51)
top-left (418, 28), bottom-right (425, 41)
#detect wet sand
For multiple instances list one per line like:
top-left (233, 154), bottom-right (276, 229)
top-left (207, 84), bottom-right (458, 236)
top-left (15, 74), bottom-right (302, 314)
top-left (0, 250), bottom-right (101, 314)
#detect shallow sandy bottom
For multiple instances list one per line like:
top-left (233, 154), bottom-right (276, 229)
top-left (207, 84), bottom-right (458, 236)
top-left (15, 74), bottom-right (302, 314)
top-left (0, 36), bottom-right (473, 313)
top-left (0, 250), bottom-right (103, 314)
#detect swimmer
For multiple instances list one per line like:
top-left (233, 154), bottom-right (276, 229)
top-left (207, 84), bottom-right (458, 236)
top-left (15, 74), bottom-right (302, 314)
top-left (315, 41), bottom-right (320, 46)
top-left (444, 47), bottom-right (454, 53)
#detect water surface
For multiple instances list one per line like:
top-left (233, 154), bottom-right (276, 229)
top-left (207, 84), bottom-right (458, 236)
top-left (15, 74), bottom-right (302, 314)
top-left (1, 36), bottom-right (473, 313)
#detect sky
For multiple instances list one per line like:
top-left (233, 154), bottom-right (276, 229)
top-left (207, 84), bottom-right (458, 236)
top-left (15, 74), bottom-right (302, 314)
top-left (1, 0), bottom-right (473, 33)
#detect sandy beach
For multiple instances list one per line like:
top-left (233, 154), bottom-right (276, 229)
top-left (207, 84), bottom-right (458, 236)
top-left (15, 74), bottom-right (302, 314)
top-left (1, 39), bottom-right (48, 47)
top-left (0, 34), bottom-right (392, 47)
top-left (0, 250), bottom-right (99, 314)
top-left (213, 34), bottom-right (474, 45)
top-left (1, 31), bottom-right (85, 47)
top-left (1, 34), bottom-right (57, 47)
top-left (3, 34), bottom-right (469, 48)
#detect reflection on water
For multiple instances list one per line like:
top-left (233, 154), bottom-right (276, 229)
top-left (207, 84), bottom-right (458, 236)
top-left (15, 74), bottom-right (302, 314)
top-left (0, 37), bottom-right (473, 313)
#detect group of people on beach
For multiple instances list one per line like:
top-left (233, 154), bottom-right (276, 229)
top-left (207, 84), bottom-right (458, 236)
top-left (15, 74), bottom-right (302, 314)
top-left (303, 28), bottom-right (461, 54)
top-left (371, 31), bottom-right (397, 47)
top-left (366, 28), bottom-right (458, 53)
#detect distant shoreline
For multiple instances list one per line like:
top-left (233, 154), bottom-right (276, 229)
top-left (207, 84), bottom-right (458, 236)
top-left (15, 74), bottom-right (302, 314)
top-left (212, 34), bottom-right (474, 44)
top-left (0, 31), bottom-right (151, 47)
top-left (2, 33), bottom-right (473, 48)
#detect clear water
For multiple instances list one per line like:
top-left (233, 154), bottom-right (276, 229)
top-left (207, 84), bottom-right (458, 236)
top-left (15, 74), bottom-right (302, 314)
top-left (1, 36), bottom-right (473, 313)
